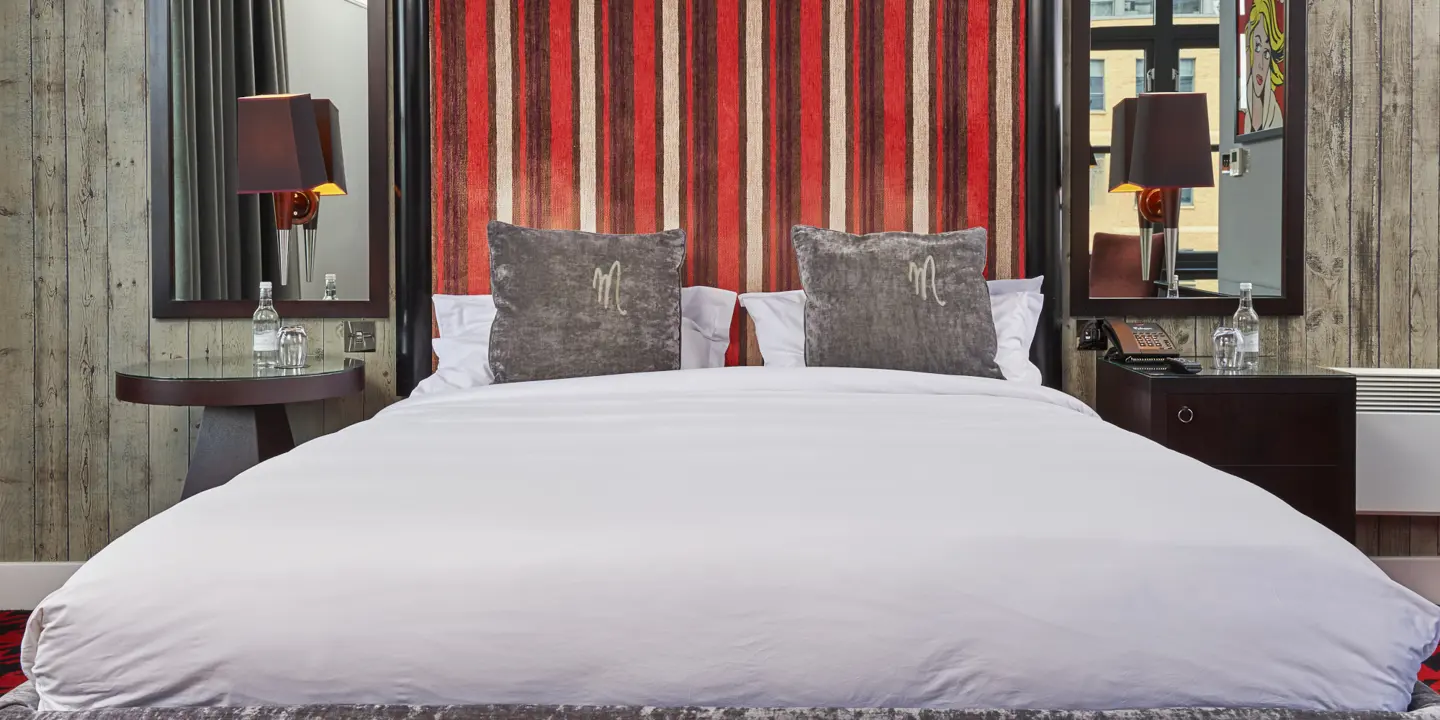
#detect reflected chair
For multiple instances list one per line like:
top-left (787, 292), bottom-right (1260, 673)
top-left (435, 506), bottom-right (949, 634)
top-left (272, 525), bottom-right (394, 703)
top-left (1090, 232), bottom-right (1165, 298)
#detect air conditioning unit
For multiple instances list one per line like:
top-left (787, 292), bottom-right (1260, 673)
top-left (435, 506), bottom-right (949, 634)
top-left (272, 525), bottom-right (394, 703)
top-left (1332, 368), bottom-right (1440, 513)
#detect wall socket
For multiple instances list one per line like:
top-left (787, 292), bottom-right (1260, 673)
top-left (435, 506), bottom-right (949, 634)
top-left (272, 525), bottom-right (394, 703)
top-left (342, 320), bottom-right (377, 352)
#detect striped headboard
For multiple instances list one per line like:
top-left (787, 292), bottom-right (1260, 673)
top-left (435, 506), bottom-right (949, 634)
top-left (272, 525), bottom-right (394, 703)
top-left (429, 0), bottom-right (1030, 367)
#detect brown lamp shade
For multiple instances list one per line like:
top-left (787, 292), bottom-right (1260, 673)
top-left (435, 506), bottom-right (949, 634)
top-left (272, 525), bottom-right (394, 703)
top-left (236, 94), bottom-right (328, 194)
top-left (1106, 97), bottom-right (1141, 193)
top-left (311, 98), bottom-right (347, 196)
top-left (1130, 92), bottom-right (1215, 190)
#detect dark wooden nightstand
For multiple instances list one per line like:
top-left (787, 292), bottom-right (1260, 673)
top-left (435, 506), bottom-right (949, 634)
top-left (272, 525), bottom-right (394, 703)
top-left (117, 356), bottom-right (365, 499)
top-left (1095, 357), bottom-right (1357, 542)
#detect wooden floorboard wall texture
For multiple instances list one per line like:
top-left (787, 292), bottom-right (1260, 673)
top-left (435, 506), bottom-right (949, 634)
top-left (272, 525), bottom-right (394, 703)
top-left (0, 0), bottom-right (397, 562)
top-left (0, 1), bottom-right (1433, 559)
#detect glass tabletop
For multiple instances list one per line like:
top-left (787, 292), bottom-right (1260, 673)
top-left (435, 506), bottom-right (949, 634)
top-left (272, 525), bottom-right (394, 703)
top-left (1109, 356), bottom-right (1350, 379)
top-left (117, 354), bottom-right (363, 381)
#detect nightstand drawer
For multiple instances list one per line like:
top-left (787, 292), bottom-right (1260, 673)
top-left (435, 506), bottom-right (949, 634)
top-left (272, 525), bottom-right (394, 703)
top-left (1165, 392), bottom-right (1345, 466)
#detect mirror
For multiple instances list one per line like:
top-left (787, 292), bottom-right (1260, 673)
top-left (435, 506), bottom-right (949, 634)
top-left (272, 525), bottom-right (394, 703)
top-left (150, 0), bottom-right (389, 318)
top-left (1071, 0), bottom-right (1303, 315)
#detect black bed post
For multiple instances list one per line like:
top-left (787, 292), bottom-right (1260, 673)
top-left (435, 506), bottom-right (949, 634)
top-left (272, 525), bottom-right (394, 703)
top-left (1026, 0), bottom-right (1063, 389)
top-left (395, 0), bottom-right (433, 397)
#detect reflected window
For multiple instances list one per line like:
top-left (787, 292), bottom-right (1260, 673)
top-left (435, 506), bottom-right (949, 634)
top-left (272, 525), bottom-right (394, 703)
top-left (1180, 188), bottom-right (1195, 206)
top-left (1175, 0), bottom-right (1217, 16)
top-left (1135, 59), bottom-right (1147, 94)
top-left (1090, 60), bottom-right (1106, 111)
top-left (1178, 58), bottom-right (1196, 92)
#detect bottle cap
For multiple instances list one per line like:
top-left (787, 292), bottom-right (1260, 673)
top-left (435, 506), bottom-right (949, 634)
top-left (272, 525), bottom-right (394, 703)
top-left (1239, 282), bottom-right (1252, 290)
top-left (325, 273), bottom-right (336, 282)
top-left (259, 281), bottom-right (273, 290)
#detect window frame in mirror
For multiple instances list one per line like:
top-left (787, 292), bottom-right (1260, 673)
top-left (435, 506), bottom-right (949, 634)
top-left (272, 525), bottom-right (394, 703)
top-left (1068, 0), bottom-right (1305, 316)
top-left (148, 0), bottom-right (391, 319)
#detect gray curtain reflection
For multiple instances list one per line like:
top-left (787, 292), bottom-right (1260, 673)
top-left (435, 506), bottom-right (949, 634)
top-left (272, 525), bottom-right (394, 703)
top-left (172, 0), bottom-right (291, 301)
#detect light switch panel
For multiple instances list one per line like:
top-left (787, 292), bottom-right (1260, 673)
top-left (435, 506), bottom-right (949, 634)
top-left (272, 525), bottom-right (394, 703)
top-left (343, 320), bottom-right (377, 353)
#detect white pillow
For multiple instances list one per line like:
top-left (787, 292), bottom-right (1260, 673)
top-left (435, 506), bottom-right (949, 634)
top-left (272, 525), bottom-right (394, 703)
top-left (415, 287), bottom-right (738, 396)
top-left (738, 277), bottom-right (1045, 384)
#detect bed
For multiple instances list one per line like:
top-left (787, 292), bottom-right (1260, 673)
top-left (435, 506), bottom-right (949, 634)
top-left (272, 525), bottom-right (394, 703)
top-left (9, 366), bottom-right (1440, 718)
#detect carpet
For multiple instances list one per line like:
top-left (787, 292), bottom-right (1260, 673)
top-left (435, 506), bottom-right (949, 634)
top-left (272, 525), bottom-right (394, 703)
top-left (3, 609), bottom-right (1440, 698)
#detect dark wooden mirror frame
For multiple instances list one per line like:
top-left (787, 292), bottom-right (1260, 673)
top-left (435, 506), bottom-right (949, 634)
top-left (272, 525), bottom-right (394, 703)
top-left (1067, 1), bottom-right (1305, 317)
top-left (147, 0), bottom-right (391, 319)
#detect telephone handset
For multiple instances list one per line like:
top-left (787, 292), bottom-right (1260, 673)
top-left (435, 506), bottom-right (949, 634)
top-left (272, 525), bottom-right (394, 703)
top-left (1099, 319), bottom-right (1180, 363)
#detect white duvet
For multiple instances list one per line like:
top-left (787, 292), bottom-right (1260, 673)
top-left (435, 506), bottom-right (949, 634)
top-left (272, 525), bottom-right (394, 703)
top-left (21, 368), bottom-right (1440, 712)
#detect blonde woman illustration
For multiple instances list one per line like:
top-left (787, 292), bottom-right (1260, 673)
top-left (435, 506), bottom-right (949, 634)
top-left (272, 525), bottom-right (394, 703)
top-left (1244, 0), bottom-right (1284, 134)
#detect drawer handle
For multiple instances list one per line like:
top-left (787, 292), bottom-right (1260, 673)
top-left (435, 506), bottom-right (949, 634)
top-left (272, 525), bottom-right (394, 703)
top-left (1177, 406), bottom-right (1194, 424)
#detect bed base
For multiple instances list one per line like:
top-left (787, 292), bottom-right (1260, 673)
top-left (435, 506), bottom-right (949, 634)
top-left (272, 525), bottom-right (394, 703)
top-left (5, 683), bottom-right (1439, 720)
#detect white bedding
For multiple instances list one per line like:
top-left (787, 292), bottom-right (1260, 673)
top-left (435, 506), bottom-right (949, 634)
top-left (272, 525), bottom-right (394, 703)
top-left (22, 368), bottom-right (1440, 712)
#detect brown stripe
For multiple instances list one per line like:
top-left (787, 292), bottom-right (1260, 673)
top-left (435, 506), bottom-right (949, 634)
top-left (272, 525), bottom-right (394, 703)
top-left (511, 0), bottom-right (523, 224)
top-left (819, 0), bottom-right (830, 231)
top-left (928, 0), bottom-right (939, 232)
top-left (572, 0), bottom-right (583, 229)
top-left (679, 0), bottom-right (689, 279)
top-left (611, 0), bottom-right (635, 232)
top-left (866, 0), bottom-right (885, 233)
top-left (904, 0), bottom-right (914, 232)
top-left (655, 2), bottom-right (665, 231)
top-left (530, 0), bottom-right (551, 228)
top-left (696, 0), bottom-right (717, 284)
top-left (944, 0), bottom-right (965, 231)
top-left (440, 0), bottom-right (467, 292)
top-left (786, 0), bottom-right (802, 287)
top-left (594, 0), bottom-right (606, 232)
top-left (760, 0), bottom-right (771, 289)
top-left (488, 0), bottom-right (498, 227)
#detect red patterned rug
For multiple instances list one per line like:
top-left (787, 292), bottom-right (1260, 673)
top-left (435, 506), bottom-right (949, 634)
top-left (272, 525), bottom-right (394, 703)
top-left (1, 608), bottom-right (1440, 697)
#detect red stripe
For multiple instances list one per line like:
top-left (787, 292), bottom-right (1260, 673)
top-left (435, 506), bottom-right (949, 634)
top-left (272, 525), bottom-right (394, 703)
top-left (467, 0), bottom-right (491, 293)
top-left (882, 0), bottom-right (907, 231)
top-left (965, 0), bottom-right (990, 232)
top-left (1015, 0), bottom-right (1027, 276)
top-left (717, 0), bottom-right (741, 365)
top-left (549, 0), bottom-right (574, 230)
top-left (799, 0), bottom-right (824, 228)
top-left (932, 0), bottom-right (943, 232)
top-left (601, 0), bottom-right (612, 233)
top-left (633, 0), bottom-right (658, 233)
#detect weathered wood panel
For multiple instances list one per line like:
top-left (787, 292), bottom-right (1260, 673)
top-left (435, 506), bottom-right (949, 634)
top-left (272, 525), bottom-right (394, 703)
top-left (1412, 0), bottom-right (1440, 368)
top-left (1378, 0), bottom-right (1412, 368)
top-left (104, 0), bottom-right (151, 540)
top-left (33, 0), bottom-right (70, 563)
top-left (1350, 0), bottom-right (1382, 368)
top-left (0, 0), bottom-right (37, 561)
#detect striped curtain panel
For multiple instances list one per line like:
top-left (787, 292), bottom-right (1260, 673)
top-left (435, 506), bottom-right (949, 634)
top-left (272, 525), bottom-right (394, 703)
top-left (433, 0), bottom-right (1027, 365)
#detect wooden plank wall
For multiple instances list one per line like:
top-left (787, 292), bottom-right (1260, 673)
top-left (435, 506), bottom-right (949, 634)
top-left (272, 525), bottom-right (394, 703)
top-left (0, 0), bottom-right (397, 562)
top-left (1063, 0), bottom-right (1440, 557)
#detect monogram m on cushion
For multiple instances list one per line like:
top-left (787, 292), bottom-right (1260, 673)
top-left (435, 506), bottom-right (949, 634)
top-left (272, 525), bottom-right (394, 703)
top-left (791, 225), bottom-right (1003, 379)
top-left (487, 221), bottom-right (687, 383)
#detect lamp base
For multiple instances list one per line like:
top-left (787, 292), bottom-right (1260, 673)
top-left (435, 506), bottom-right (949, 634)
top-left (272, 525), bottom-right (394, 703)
top-left (1159, 187), bottom-right (1181, 299)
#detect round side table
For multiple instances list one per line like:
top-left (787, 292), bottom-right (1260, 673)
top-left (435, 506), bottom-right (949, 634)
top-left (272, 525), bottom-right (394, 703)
top-left (116, 356), bottom-right (365, 499)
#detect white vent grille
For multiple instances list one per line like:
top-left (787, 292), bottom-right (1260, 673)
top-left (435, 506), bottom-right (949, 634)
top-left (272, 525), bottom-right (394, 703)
top-left (1331, 367), bottom-right (1440, 413)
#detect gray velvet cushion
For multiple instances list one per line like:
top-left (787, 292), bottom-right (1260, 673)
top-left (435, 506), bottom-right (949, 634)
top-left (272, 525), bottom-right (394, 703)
top-left (487, 221), bottom-right (686, 383)
top-left (791, 225), bottom-right (1003, 379)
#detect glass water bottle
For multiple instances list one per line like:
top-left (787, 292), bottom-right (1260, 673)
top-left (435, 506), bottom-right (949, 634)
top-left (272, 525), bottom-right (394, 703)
top-left (1232, 282), bottom-right (1260, 370)
top-left (252, 281), bottom-right (281, 367)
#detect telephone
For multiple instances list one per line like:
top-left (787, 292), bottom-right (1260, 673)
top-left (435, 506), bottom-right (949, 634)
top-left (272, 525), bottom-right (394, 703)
top-left (1099, 319), bottom-right (1180, 363)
